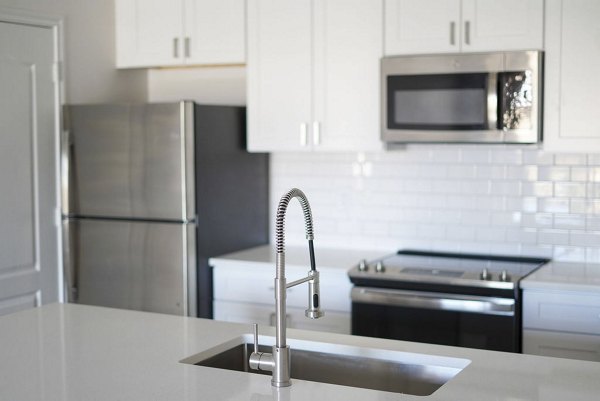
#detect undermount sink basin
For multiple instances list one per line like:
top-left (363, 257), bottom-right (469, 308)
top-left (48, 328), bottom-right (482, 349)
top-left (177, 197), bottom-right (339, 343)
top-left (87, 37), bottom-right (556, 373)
top-left (180, 335), bottom-right (470, 396)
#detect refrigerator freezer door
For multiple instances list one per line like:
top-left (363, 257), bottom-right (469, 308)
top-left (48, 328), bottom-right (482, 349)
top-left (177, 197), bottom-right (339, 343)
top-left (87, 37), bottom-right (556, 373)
top-left (66, 219), bottom-right (197, 316)
top-left (64, 102), bottom-right (195, 221)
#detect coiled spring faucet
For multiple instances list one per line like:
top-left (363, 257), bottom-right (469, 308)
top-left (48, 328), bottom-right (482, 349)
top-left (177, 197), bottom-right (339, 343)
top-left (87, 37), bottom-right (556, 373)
top-left (249, 188), bottom-right (324, 387)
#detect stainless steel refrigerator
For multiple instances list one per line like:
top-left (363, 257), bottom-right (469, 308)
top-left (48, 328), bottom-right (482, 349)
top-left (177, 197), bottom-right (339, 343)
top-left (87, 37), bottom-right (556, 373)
top-left (62, 102), bottom-right (268, 318)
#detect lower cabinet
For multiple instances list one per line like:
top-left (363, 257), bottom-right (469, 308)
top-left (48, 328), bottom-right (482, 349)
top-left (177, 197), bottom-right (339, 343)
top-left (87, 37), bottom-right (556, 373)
top-left (523, 329), bottom-right (600, 362)
top-left (214, 300), bottom-right (350, 334)
top-left (522, 288), bottom-right (600, 362)
top-left (213, 260), bottom-right (353, 335)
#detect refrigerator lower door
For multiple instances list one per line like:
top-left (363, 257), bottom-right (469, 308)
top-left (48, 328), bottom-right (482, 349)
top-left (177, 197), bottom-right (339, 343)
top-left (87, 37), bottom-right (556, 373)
top-left (65, 219), bottom-right (196, 316)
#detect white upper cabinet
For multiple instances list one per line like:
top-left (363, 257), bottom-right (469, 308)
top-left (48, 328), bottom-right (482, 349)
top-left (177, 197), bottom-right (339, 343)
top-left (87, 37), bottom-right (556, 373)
top-left (543, 0), bottom-right (600, 152)
top-left (461, 0), bottom-right (544, 52)
top-left (385, 0), bottom-right (544, 55)
top-left (246, 0), bottom-right (313, 152)
top-left (385, 0), bottom-right (461, 55)
top-left (116, 0), bottom-right (245, 68)
top-left (116, 0), bottom-right (184, 67)
top-left (184, 0), bottom-right (245, 65)
top-left (247, 0), bottom-right (383, 152)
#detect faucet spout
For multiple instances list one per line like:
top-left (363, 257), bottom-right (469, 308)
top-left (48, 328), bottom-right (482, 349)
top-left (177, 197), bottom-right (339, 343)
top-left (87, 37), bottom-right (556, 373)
top-left (249, 188), bottom-right (324, 388)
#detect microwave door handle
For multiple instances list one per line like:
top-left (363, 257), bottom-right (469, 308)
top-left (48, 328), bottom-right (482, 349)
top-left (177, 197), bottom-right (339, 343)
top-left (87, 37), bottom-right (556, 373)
top-left (487, 73), bottom-right (498, 131)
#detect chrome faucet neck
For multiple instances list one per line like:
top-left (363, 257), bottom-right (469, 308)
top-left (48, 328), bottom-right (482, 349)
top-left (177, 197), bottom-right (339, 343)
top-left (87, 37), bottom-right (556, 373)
top-left (249, 188), bottom-right (324, 388)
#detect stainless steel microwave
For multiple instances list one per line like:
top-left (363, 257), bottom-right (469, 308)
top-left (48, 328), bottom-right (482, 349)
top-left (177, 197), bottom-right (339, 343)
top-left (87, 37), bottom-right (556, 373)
top-left (381, 51), bottom-right (543, 144)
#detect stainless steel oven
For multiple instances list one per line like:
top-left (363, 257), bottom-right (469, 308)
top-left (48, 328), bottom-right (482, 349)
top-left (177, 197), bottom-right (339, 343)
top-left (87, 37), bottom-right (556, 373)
top-left (381, 51), bottom-right (543, 144)
top-left (348, 250), bottom-right (549, 352)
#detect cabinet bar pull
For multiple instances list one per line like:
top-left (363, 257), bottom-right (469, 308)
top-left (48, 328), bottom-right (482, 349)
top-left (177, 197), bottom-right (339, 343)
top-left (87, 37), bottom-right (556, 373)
top-left (465, 21), bottom-right (471, 45)
top-left (300, 123), bottom-right (308, 146)
top-left (313, 121), bottom-right (321, 145)
top-left (185, 37), bottom-right (191, 58)
top-left (173, 38), bottom-right (179, 58)
top-left (450, 21), bottom-right (456, 45)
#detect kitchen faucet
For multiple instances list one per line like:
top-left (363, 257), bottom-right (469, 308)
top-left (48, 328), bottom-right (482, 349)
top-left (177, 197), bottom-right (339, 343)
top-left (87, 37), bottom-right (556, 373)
top-left (249, 188), bottom-right (324, 387)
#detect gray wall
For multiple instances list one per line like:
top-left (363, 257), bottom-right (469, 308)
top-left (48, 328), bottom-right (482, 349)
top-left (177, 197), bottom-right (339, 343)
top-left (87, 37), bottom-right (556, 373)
top-left (0, 0), bottom-right (147, 103)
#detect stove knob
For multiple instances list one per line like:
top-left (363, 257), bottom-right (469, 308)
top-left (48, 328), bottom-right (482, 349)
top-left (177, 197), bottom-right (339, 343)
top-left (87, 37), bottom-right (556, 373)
top-left (480, 268), bottom-right (491, 281)
top-left (358, 259), bottom-right (369, 272)
top-left (499, 270), bottom-right (511, 282)
top-left (375, 261), bottom-right (386, 273)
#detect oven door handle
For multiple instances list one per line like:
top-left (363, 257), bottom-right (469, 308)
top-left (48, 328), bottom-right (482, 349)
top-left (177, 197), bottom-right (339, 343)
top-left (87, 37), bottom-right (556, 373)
top-left (351, 287), bottom-right (515, 316)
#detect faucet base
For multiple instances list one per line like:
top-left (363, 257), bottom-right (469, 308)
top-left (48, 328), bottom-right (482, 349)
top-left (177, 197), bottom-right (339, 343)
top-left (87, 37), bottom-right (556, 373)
top-left (271, 345), bottom-right (291, 387)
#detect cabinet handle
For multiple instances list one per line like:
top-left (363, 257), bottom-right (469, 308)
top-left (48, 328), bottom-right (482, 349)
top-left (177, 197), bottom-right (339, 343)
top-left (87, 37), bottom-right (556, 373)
top-left (313, 121), bottom-right (321, 145)
top-left (173, 38), bottom-right (179, 58)
top-left (464, 21), bottom-right (471, 45)
top-left (185, 37), bottom-right (191, 58)
top-left (450, 21), bottom-right (456, 45)
top-left (300, 123), bottom-right (308, 146)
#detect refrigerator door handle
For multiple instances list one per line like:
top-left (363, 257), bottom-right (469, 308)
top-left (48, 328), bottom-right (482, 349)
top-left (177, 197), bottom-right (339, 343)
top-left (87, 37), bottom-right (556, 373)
top-left (62, 219), bottom-right (78, 303)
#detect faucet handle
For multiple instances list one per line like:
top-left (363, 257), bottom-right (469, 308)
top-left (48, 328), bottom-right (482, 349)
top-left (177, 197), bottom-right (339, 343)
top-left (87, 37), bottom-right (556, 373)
top-left (252, 323), bottom-right (259, 353)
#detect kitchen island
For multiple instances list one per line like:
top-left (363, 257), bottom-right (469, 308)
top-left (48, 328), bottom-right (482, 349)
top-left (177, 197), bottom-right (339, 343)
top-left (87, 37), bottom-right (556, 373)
top-left (1, 303), bottom-right (599, 400)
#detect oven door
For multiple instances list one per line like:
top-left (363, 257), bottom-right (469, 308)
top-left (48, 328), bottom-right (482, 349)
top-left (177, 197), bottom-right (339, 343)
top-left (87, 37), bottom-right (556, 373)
top-left (351, 287), bottom-right (519, 352)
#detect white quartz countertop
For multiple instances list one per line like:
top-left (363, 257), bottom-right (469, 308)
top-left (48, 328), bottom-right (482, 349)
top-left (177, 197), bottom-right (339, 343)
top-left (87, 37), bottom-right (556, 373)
top-left (209, 245), bottom-right (387, 271)
top-left (2, 303), bottom-right (600, 401)
top-left (521, 261), bottom-right (600, 292)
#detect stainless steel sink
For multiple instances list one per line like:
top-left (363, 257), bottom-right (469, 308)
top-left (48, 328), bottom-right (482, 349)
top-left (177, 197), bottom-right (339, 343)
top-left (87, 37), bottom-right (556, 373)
top-left (181, 336), bottom-right (470, 396)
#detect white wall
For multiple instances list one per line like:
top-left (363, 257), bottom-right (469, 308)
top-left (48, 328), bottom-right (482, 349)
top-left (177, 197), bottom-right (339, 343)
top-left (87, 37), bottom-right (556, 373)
top-left (0, 0), bottom-right (147, 103)
top-left (147, 66), bottom-right (245, 105)
top-left (271, 147), bottom-right (600, 264)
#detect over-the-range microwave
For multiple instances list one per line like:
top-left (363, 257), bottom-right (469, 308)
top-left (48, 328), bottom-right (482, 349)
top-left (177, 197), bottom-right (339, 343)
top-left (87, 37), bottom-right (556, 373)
top-left (381, 51), bottom-right (543, 144)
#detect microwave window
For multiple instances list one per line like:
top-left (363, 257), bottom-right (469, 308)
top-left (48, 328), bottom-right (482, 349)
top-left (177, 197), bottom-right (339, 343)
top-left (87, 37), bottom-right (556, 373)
top-left (387, 73), bottom-right (488, 131)
top-left (393, 88), bottom-right (486, 126)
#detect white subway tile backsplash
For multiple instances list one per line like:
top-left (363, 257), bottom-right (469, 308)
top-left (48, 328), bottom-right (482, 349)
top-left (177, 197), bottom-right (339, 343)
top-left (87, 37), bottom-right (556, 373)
top-left (589, 167), bottom-right (600, 182)
top-left (553, 246), bottom-right (586, 262)
top-left (538, 166), bottom-right (570, 181)
top-left (539, 198), bottom-right (570, 213)
top-left (505, 228), bottom-right (537, 244)
top-left (555, 154), bottom-right (588, 166)
top-left (570, 167), bottom-right (589, 182)
top-left (475, 227), bottom-right (506, 242)
top-left (588, 155), bottom-right (600, 165)
top-left (475, 165), bottom-right (507, 179)
top-left (585, 248), bottom-right (600, 264)
top-left (460, 181), bottom-right (491, 195)
top-left (554, 182), bottom-right (586, 198)
top-left (538, 229), bottom-right (570, 245)
top-left (460, 211), bottom-right (491, 226)
top-left (271, 147), bottom-right (600, 263)
top-left (461, 148), bottom-right (491, 164)
top-left (491, 149), bottom-right (523, 164)
top-left (512, 212), bottom-right (550, 228)
top-left (570, 231), bottom-right (600, 247)
top-left (507, 165), bottom-right (538, 180)
top-left (554, 214), bottom-right (586, 230)
top-left (490, 181), bottom-right (521, 196)
top-left (523, 150), bottom-right (554, 166)
top-left (522, 182), bottom-right (553, 197)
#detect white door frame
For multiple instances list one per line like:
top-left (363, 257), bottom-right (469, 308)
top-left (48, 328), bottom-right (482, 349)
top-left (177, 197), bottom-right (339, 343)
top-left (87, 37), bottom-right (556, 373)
top-left (0, 8), bottom-right (65, 303)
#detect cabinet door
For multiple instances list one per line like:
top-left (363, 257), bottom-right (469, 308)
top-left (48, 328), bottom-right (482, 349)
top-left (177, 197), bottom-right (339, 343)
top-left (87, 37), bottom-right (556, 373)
top-left (247, 0), bottom-right (313, 152)
top-left (184, 0), bottom-right (245, 65)
top-left (116, 0), bottom-right (184, 68)
top-left (544, 0), bottom-right (600, 152)
top-left (523, 329), bottom-right (600, 362)
top-left (461, 0), bottom-right (543, 52)
top-left (384, 0), bottom-right (461, 55)
top-left (313, 0), bottom-right (383, 152)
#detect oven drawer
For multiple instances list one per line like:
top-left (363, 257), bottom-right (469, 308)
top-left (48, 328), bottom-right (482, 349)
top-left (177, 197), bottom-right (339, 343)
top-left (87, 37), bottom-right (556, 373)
top-left (351, 286), bottom-right (519, 352)
top-left (523, 290), bottom-right (600, 335)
